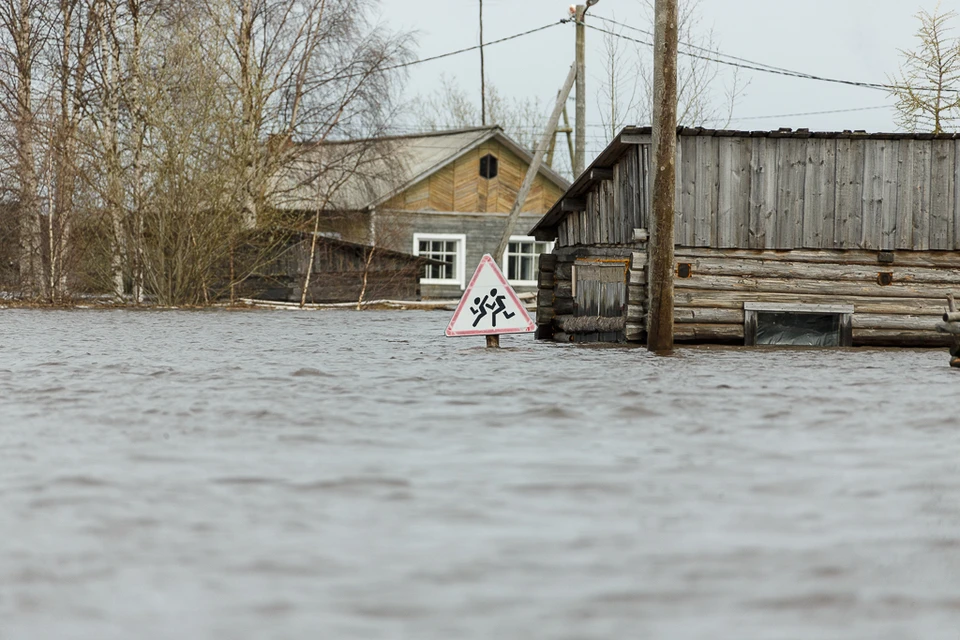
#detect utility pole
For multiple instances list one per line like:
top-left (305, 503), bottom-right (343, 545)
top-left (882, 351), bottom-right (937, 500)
top-left (647, 0), bottom-right (678, 352)
top-left (479, 0), bottom-right (486, 125)
top-left (574, 4), bottom-right (585, 176)
top-left (574, 0), bottom-right (599, 178)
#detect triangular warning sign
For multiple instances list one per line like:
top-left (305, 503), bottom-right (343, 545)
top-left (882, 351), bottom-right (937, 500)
top-left (445, 254), bottom-right (536, 337)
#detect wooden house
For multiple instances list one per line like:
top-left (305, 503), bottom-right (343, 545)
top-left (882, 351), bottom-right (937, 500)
top-left (273, 126), bottom-right (569, 299)
top-left (531, 127), bottom-right (960, 347)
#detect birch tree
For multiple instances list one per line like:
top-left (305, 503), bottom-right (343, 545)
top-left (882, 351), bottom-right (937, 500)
top-left (204, 0), bottom-right (411, 229)
top-left (0, 0), bottom-right (45, 298)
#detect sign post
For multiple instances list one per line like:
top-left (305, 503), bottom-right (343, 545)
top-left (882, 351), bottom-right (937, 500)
top-left (446, 254), bottom-right (535, 347)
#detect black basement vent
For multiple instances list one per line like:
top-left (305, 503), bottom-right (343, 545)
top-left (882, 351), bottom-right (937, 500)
top-left (744, 303), bottom-right (854, 347)
top-left (479, 154), bottom-right (498, 179)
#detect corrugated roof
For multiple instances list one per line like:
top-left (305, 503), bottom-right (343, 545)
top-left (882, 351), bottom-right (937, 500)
top-left (272, 126), bottom-right (570, 212)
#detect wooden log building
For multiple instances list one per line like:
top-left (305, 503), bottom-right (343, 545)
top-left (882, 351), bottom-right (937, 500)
top-left (531, 127), bottom-right (960, 347)
top-left (246, 234), bottom-right (435, 303)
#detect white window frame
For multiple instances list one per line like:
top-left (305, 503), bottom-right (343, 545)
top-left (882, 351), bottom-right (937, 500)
top-left (502, 235), bottom-right (555, 287)
top-left (413, 233), bottom-right (467, 289)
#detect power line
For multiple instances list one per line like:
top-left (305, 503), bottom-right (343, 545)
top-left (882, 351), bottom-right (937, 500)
top-left (725, 104), bottom-right (892, 123)
top-left (368, 21), bottom-right (563, 77)
top-left (591, 14), bottom-right (814, 77)
top-left (578, 19), bottom-right (959, 95)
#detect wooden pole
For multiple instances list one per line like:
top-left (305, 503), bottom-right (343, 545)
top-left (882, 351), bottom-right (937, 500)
top-left (486, 335), bottom-right (500, 348)
top-left (647, 0), bottom-right (678, 352)
top-left (479, 0), bottom-right (486, 126)
top-left (493, 63), bottom-right (577, 264)
top-left (574, 4), bottom-right (586, 177)
top-left (563, 105), bottom-right (575, 170)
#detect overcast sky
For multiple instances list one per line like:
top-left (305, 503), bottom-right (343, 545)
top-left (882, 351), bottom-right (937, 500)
top-left (375, 0), bottom-right (932, 161)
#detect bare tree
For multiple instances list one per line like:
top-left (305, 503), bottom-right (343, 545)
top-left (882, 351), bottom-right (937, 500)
top-left (888, 3), bottom-right (960, 133)
top-left (411, 74), bottom-right (549, 152)
top-left (0, 0), bottom-right (46, 298)
top-left (45, 0), bottom-right (101, 301)
top-left (202, 0), bottom-right (411, 228)
top-left (0, 0), bottom-right (411, 305)
top-left (595, 12), bottom-right (640, 141)
top-left (594, 0), bottom-right (745, 146)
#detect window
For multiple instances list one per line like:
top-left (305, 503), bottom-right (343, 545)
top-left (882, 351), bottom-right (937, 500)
top-left (413, 233), bottom-right (466, 289)
top-left (479, 154), bottom-right (498, 179)
top-left (503, 236), bottom-right (554, 285)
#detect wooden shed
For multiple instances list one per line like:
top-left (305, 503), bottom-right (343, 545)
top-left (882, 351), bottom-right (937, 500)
top-left (248, 234), bottom-right (434, 303)
top-left (530, 127), bottom-right (960, 347)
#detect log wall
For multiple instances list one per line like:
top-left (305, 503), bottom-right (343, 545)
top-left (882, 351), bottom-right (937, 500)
top-left (672, 248), bottom-right (958, 346)
top-left (536, 244), bottom-right (638, 343)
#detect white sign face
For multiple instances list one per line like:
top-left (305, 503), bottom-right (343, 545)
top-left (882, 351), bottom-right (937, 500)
top-left (445, 254), bottom-right (536, 337)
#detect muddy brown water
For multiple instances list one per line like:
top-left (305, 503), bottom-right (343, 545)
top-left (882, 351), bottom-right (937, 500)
top-left (1, 309), bottom-right (959, 640)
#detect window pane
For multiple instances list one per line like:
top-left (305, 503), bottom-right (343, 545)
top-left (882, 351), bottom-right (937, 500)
top-left (520, 255), bottom-right (533, 281)
top-left (418, 238), bottom-right (459, 281)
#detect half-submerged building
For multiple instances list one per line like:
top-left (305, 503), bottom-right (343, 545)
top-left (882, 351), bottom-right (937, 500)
top-left (531, 127), bottom-right (960, 347)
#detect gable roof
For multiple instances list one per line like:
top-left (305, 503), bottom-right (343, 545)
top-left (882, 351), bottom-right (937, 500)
top-left (272, 126), bottom-right (570, 212)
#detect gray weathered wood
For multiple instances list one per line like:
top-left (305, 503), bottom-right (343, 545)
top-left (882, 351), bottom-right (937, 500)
top-left (743, 302), bottom-right (854, 314)
top-left (802, 139), bottom-right (832, 248)
top-left (675, 246), bottom-right (960, 268)
top-left (676, 289), bottom-right (949, 315)
top-left (681, 256), bottom-right (960, 284)
top-left (930, 139), bottom-right (955, 250)
top-left (674, 307), bottom-right (743, 323)
top-left (674, 273), bottom-right (960, 299)
top-left (694, 135), bottom-right (718, 246)
top-left (835, 138), bottom-right (865, 248)
top-left (895, 139), bottom-right (916, 249)
top-left (679, 134), bottom-right (698, 246)
top-left (749, 137), bottom-right (778, 249)
top-left (860, 139), bottom-right (899, 250)
top-left (717, 137), bottom-right (750, 248)
top-left (674, 323), bottom-right (744, 341)
top-left (854, 329), bottom-right (950, 347)
top-left (912, 139), bottom-right (932, 250)
top-left (776, 138), bottom-right (806, 248)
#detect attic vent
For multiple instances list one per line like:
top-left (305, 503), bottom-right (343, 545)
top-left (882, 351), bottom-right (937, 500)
top-left (479, 154), bottom-right (498, 179)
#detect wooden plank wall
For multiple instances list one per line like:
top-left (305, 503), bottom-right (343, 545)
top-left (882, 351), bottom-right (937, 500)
top-left (671, 248), bottom-right (959, 346)
top-left (555, 146), bottom-right (643, 248)
top-left (390, 140), bottom-right (567, 214)
top-left (633, 134), bottom-right (960, 251)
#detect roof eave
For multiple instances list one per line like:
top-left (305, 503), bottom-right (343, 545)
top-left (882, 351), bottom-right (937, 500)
top-left (530, 126), bottom-right (651, 237)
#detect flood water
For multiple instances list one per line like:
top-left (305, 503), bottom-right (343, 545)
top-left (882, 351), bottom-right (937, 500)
top-left (1, 308), bottom-right (960, 639)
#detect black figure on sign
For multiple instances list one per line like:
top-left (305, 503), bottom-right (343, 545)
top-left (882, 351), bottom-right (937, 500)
top-left (470, 288), bottom-right (515, 328)
top-left (470, 293), bottom-right (490, 327)
top-left (487, 288), bottom-right (515, 328)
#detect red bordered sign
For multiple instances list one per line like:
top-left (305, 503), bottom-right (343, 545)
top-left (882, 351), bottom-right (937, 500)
top-left (445, 254), bottom-right (535, 337)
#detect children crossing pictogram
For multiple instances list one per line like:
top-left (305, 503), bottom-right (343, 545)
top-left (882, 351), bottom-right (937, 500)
top-left (446, 255), bottom-right (535, 337)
